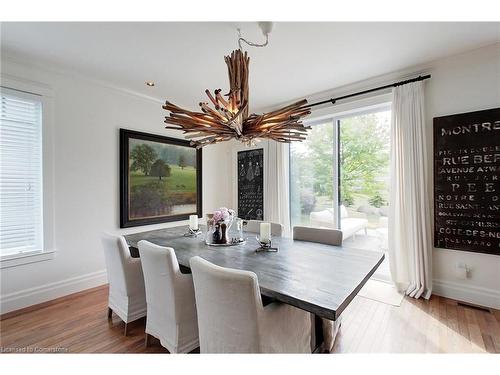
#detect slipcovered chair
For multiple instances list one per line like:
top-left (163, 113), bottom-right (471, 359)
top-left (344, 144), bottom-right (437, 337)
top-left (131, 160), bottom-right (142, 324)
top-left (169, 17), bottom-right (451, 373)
top-left (292, 226), bottom-right (343, 246)
top-left (101, 233), bottom-right (146, 335)
top-left (292, 226), bottom-right (343, 352)
top-left (243, 220), bottom-right (283, 237)
top-left (138, 240), bottom-right (199, 353)
top-left (190, 256), bottom-right (310, 353)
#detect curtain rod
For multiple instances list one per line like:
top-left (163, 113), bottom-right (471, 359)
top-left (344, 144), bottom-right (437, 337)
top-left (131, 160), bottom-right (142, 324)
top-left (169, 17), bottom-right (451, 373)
top-left (302, 74), bottom-right (431, 110)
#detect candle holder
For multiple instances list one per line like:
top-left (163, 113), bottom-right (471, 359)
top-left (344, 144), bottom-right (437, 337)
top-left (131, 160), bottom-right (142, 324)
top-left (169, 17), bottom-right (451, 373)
top-left (255, 236), bottom-right (278, 252)
top-left (184, 227), bottom-right (202, 237)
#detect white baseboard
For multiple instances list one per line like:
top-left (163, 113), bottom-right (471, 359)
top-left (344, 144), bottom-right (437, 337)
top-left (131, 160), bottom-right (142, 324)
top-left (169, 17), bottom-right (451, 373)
top-left (0, 270), bottom-right (108, 314)
top-left (433, 279), bottom-right (500, 309)
top-left (2, 270), bottom-right (497, 315)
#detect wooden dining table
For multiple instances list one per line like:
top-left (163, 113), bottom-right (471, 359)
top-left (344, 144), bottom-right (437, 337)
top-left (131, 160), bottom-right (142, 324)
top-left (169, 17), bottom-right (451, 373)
top-left (124, 225), bottom-right (384, 353)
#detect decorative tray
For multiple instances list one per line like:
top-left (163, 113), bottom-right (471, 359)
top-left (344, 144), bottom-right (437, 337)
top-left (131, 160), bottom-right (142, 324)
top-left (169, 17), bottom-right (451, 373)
top-left (206, 238), bottom-right (246, 247)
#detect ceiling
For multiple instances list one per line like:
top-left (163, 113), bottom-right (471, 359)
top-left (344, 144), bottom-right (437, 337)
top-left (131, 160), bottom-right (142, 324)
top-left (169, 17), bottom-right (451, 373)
top-left (1, 22), bottom-right (499, 111)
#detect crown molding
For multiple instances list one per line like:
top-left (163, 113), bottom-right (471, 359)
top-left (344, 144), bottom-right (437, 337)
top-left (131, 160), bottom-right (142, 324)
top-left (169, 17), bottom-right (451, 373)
top-left (3, 41), bottom-right (498, 113)
top-left (1, 73), bottom-right (55, 97)
top-left (260, 41), bottom-right (500, 113)
top-left (1, 51), bottom-right (164, 105)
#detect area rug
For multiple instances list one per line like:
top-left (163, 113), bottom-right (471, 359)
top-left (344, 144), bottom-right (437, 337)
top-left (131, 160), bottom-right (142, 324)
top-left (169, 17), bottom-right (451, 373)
top-left (358, 279), bottom-right (404, 306)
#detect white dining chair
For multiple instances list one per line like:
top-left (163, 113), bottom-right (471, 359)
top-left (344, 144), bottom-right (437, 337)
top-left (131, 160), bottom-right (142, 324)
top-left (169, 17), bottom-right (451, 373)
top-left (101, 233), bottom-right (147, 335)
top-left (243, 220), bottom-right (283, 236)
top-left (189, 256), bottom-right (311, 353)
top-left (138, 240), bottom-right (199, 353)
top-left (293, 226), bottom-right (343, 352)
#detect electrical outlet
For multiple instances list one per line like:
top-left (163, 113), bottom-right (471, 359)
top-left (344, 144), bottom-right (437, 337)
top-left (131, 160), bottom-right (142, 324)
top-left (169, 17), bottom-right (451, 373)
top-left (455, 262), bottom-right (469, 279)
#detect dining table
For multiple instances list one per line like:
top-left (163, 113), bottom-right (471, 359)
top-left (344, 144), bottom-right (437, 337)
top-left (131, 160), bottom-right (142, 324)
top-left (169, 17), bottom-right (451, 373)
top-left (124, 225), bottom-right (384, 353)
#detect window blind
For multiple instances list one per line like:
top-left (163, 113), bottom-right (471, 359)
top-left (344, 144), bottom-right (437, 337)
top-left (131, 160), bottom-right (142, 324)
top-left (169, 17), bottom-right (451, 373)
top-left (0, 88), bottom-right (43, 257)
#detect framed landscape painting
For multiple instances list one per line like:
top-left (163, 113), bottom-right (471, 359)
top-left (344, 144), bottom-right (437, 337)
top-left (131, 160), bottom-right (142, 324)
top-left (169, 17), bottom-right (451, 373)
top-left (120, 129), bottom-right (202, 228)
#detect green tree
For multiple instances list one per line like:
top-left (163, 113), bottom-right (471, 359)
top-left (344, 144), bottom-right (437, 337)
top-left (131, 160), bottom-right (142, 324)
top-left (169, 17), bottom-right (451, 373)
top-left (178, 154), bottom-right (186, 169)
top-left (290, 112), bottom-right (389, 220)
top-left (150, 159), bottom-right (171, 180)
top-left (130, 144), bottom-right (157, 176)
top-left (339, 114), bottom-right (389, 206)
top-left (305, 123), bottom-right (334, 197)
top-left (289, 123), bottom-right (334, 222)
top-left (369, 193), bottom-right (387, 208)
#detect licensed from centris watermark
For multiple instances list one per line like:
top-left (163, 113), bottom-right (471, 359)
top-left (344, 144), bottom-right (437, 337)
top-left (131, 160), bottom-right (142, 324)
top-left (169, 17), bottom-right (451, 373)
top-left (1, 346), bottom-right (69, 353)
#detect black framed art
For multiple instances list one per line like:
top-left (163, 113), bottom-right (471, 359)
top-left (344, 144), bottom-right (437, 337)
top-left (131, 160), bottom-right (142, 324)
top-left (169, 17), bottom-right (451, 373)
top-left (237, 148), bottom-right (264, 220)
top-left (120, 129), bottom-right (202, 228)
top-left (433, 107), bottom-right (500, 255)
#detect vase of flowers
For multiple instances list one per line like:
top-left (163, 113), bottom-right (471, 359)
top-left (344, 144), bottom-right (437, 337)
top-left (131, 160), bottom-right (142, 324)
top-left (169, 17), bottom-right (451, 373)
top-left (205, 207), bottom-right (235, 245)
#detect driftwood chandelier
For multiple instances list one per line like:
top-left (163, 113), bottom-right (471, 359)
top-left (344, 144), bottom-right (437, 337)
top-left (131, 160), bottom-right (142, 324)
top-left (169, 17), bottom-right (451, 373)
top-left (162, 23), bottom-right (311, 148)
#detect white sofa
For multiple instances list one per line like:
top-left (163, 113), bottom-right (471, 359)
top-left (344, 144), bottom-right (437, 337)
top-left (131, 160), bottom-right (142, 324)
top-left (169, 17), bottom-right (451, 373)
top-left (309, 205), bottom-right (368, 240)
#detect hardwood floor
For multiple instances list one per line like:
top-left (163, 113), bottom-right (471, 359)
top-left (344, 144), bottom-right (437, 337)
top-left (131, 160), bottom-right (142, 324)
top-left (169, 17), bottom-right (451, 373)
top-left (1, 285), bottom-right (499, 353)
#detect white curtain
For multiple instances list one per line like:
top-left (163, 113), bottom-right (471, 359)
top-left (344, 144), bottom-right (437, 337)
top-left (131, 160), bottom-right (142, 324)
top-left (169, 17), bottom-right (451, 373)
top-left (389, 81), bottom-right (432, 299)
top-left (264, 140), bottom-right (291, 236)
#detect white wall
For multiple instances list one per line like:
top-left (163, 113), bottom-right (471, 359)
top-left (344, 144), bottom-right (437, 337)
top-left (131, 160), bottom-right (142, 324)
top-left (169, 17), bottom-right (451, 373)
top-left (425, 44), bottom-right (500, 308)
top-left (0, 58), bottom-right (232, 313)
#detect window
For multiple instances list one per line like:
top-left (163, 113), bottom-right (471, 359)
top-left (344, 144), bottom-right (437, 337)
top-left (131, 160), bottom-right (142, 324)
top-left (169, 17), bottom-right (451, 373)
top-left (290, 120), bottom-right (336, 228)
top-left (0, 88), bottom-right (43, 258)
top-left (289, 102), bottom-right (392, 281)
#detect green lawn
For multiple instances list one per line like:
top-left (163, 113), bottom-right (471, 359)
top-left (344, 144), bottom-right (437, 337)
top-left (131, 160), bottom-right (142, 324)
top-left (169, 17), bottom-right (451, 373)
top-left (130, 165), bottom-right (196, 193)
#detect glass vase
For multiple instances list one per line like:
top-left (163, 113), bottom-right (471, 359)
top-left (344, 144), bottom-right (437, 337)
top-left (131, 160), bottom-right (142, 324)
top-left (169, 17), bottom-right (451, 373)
top-left (205, 218), bottom-right (233, 245)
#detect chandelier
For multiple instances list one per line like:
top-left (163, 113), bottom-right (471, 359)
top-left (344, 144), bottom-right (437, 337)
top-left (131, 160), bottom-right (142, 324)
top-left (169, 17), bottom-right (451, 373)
top-left (162, 24), bottom-right (311, 148)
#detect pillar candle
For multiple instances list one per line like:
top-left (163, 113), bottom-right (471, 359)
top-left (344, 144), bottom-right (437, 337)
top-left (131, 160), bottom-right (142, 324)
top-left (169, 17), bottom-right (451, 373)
top-left (260, 222), bottom-right (271, 243)
top-left (189, 215), bottom-right (198, 231)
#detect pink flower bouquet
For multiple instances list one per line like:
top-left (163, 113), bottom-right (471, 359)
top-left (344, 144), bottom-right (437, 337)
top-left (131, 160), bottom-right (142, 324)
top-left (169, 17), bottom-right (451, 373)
top-left (212, 207), bottom-right (235, 224)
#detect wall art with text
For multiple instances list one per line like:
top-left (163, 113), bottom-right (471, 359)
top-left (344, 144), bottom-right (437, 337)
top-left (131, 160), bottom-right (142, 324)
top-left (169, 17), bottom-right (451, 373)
top-left (434, 107), bottom-right (500, 255)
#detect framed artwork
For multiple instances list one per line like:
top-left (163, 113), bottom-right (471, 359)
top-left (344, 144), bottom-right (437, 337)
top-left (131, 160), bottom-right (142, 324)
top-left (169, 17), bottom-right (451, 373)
top-left (433, 107), bottom-right (500, 255)
top-left (120, 129), bottom-right (202, 228)
top-left (237, 148), bottom-right (264, 220)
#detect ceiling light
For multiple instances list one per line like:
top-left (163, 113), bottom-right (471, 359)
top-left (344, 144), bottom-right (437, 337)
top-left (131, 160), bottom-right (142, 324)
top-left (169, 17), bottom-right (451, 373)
top-left (145, 81), bottom-right (155, 87)
top-left (162, 23), bottom-right (311, 148)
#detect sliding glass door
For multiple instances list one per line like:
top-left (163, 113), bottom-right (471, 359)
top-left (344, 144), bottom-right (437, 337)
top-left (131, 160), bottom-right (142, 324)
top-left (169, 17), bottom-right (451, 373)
top-left (338, 109), bottom-right (391, 280)
top-left (290, 120), bottom-right (337, 229)
top-left (289, 104), bottom-right (392, 280)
